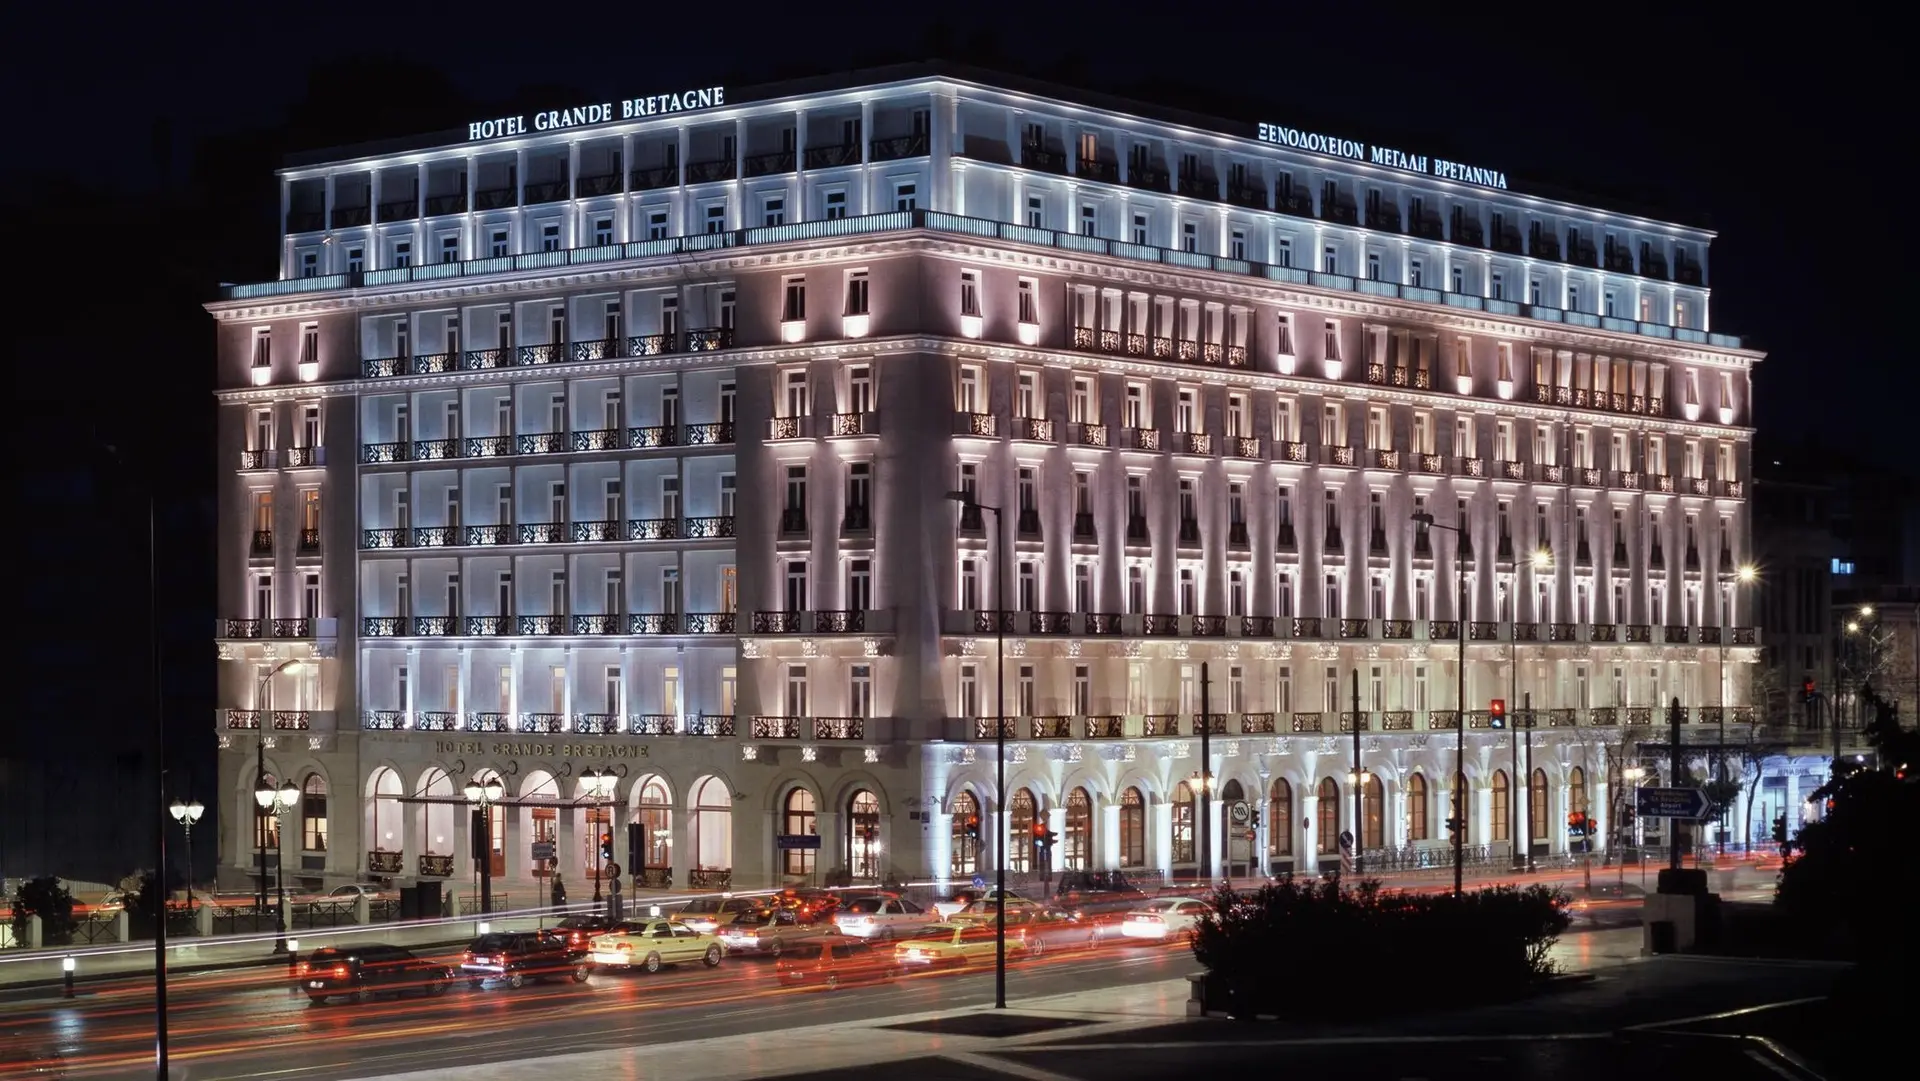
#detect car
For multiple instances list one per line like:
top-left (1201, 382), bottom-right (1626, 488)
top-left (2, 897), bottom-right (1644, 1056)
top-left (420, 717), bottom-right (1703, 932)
top-left (717, 904), bottom-right (837, 958)
top-left (947, 896), bottom-right (1045, 925)
top-left (323, 884), bottom-right (389, 902)
top-left (771, 887), bottom-right (844, 923)
top-left (893, 922), bottom-right (1023, 968)
top-left (673, 894), bottom-right (769, 934)
top-left (775, 937), bottom-right (898, 990)
top-left (931, 887), bottom-right (1029, 920)
top-left (590, 918), bottom-right (723, 973)
top-left (1118, 897), bottom-right (1213, 942)
top-left (300, 944), bottom-right (455, 1005)
top-left (1008, 909), bottom-right (1100, 957)
top-left (832, 894), bottom-right (933, 941)
top-left (551, 914), bottom-right (618, 951)
top-left (1051, 870), bottom-right (1152, 921)
top-left (460, 930), bottom-right (588, 989)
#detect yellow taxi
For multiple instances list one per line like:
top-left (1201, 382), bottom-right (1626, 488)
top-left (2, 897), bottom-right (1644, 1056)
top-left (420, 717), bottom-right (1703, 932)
top-left (589, 918), bottom-right (724, 974)
top-left (892, 922), bottom-right (1025, 969)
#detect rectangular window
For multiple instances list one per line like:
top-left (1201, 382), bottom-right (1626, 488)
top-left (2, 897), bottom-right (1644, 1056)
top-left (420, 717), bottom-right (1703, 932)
top-left (847, 558), bottom-right (872, 611)
top-left (960, 270), bottom-right (981, 318)
top-left (1230, 229), bottom-right (1247, 261)
top-left (1276, 236), bottom-right (1293, 268)
top-left (893, 181), bottom-right (917, 212)
top-left (959, 664), bottom-right (979, 718)
top-left (1074, 563), bottom-right (1093, 613)
top-left (1017, 279), bottom-right (1038, 324)
top-left (645, 210), bottom-right (668, 241)
top-left (785, 560), bottom-right (809, 612)
top-left (762, 196), bottom-right (786, 227)
top-left (1026, 193), bottom-right (1044, 229)
top-left (849, 665), bottom-right (873, 718)
top-left (781, 277), bottom-right (806, 323)
top-left (705, 204), bottom-right (726, 233)
top-left (785, 665), bottom-right (808, 718)
top-left (845, 271), bottom-right (870, 316)
top-left (1079, 204), bottom-right (1097, 236)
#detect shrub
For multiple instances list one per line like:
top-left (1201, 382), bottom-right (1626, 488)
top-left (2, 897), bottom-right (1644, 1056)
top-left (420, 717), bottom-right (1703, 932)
top-left (1190, 876), bottom-right (1569, 1018)
top-left (9, 876), bottom-right (79, 946)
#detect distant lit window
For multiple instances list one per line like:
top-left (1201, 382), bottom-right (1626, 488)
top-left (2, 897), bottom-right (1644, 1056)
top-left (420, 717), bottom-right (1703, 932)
top-left (1831, 559), bottom-right (1855, 576)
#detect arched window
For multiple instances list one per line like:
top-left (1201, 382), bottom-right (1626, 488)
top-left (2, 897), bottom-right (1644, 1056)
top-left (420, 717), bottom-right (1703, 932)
top-left (301, 774), bottom-right (329, 852)
top-left (1171, 783), bottom-right (1196, 863)
top-left (638, 777), bottom-right (672, 874)
top-left (1491, 770), bottom-right (1511, 843)
top-left (1064, 788), bottom-right (1093, 870)
top-left (690, 776), bottom-right (732, 875)
top-left (1569, 766), bottom-right (1588, 817)
top-left (368, 767), bottom-right (403, 855)
top-left (1269, 778), bottom-right (1293, 857)
top-left (848, 790), bottom-right (881, 880)
top-left (1119, 787), bottom-right (1146, 867)
top-left (418, 767), bottom-right (454, 859)
top-left (1530, 768), bottom-right (1550, 841)
top-left (1407, 773), bottom-right (1430, 841)
top-left (951, 790), bottom-right (980, 876)
top-left (1316, 777), bottom-right (1340, 854)
top-left (1008, 789), bottom-right (1037, 873)
top-left (782, 788), bottom-right (818, 876)
top-left (474, 768), bottom-right (505, 876)
top-left (1363, 774), bottom-right (1385, 850)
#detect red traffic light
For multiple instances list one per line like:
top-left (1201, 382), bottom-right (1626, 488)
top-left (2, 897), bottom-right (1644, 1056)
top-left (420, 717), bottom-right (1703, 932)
top-left (1490, 698), bottom-right (1506, 718)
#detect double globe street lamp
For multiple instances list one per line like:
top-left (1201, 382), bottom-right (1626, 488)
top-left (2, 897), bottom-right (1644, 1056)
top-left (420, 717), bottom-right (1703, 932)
top-left (253, 773), bottom-right (298, 953)
top-left (169, 799), bottom-right (205, 912)
top-left (464, 774), bottom-right (506, 915)
top-left (582, 767), bottom-right (619, 904)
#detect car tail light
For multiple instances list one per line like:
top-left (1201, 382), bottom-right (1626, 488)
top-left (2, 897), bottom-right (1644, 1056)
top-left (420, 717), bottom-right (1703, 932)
top-left (617, 942), bottom-right (631, 952)
top-left (296, 962), bottom-right (310, 976)
top-left (332, 965), bottom-right (349, 978)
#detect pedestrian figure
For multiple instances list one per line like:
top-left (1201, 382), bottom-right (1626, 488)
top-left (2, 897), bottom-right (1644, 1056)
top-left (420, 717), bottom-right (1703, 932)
top-left (550, 870), bottom-right (568, 912)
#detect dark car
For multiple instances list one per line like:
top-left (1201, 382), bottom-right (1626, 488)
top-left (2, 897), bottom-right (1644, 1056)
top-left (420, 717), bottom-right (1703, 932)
top-left (1052, 870), bottom-right (1151, 922)
top-left (300, 944), bottom-right (455, 1005)
top-left (460, 930), bottom-right (588, 989)
top-left (775, 936), bottom-right (897, 990)
top-left (1009, 909), bottom-right (1101, 956)
top-left (551, 914), bottom-right (617, 951)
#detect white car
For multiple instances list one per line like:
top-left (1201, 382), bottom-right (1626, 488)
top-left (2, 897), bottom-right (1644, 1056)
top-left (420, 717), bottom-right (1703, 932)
top-left (325, 884), bottom-right (387, 902)
top-left (931, 888), bottom-right (1028, 921)
top-left (1118, 897), bottom-right (1212, 941)
top-left (832, 894), bottom-right (933, 941)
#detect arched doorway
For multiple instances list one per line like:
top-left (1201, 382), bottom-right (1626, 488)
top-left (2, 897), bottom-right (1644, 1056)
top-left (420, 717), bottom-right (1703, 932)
top-left (781, 787), bottom-right (819, 878)
top-left (1268, 778), bottom-right (1293, 863)
top-left (635, 775), bottom-right (673, 888)
top-left (1008, 789), bottom-right (1037, 873)
top-left (1171, 782), bottom-right (1196, 865)
top-left (688, 776), bottom-right (732, 889)
top-left (1118, 787), bottom-right (1146, 867)
top-left (300, 774), bottom-right (329, 856)
top-left (519, 770), bottom-right (559, 879)
top-left (1220, 779), bottom-right (1248, 877)
top-left (1491, 770), bottom-right (1511, 844)
top-left (1406, 773), bottom-right (1430, 842)
top-left (1362, 774), bottom-right (1385, 850)
top-left (950, 790), bottom-right (980, 877)
top-left (416, 768), bottom-right (455, 878)
top-left (847, 790), bottom-right (881, 881)
top-left (366, 768), bottom-right (403, 875)
top-left (1064, 787), bottom-right (1092, 870)
top-left (1316, 777), bottom-right (1340, 855)
top-left (1530, 768), bottom-right (1550, 844)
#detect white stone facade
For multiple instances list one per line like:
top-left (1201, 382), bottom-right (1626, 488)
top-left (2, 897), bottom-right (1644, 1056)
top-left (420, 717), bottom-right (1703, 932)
top-left (208, 66), bottom-right (1762, 897)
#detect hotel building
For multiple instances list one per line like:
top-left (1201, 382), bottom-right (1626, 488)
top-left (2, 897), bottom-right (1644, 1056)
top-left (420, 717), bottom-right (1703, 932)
top-left (209, 64), bottom-right (1763, 900)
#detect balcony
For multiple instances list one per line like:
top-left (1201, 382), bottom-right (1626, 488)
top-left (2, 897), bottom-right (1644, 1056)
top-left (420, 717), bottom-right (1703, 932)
top-left (1664, 625), bottom-right (1691, 643)
top-left (778, 508), bottom-right (807, 535)
top-left (1339, 712), bottom-right (1370, 733)
top-left (1073, 422), bottom-right (1110, 447)
top-left (955, 412), bottom-right (997, 437)
top-left (1626, 624), bottom-right (1653, 643)
top-left (1291, 617), bottom-right (1323, 638)
top-left (1016, 507), bottom-right (1041, 538)
top-left (751, 716), bottom-right (803, 739)
top-left (1078, 158), bottom-right (1119, 182)
top-left (814, 610), bottom-right (867, 633)
top-left (623, 715), bottom-right (669, 735)
top-left (1177, 518), bottom-right (1200, 546)
top-left (1338, 619), bottom-right (1371, 639)
top-left (1469, 622), bottom-right (1499, 641)
top-left (573, 615), bottom-right (622, 635)
top-left (1072, 512), bottom-right (1097, 542)
top-left (842, 505), bottom-right (872, 533)
top-left (1125, 515), bottom-right (1149, 544)
top-left (362, 617), bottom-right (409, 637)
top-left (804, 143), bottom-right (860, 169)
top-left (830, 412), bottom-right (875, 436)
top-left (250, 530), bottom-right (274, 555)
top-left (1290, 712), bottom-right (1324, 733)
top-left (1381, 710), bottom-right (1414, 731)
top-left (1228, 521), bottom-right (1250, 549)
top-left (1010, 417), bottom-right (1054, 442)
top-left (516, 615), bottom-right (566, 635)
top-left (1082, 613), bottom-right (1123, 635)
top-left (1175, 432), bottom-right (1212, 455)
top-left (1028, 715), bottom-right (1075, 739)
top-left (813, 717), bottom-right (865, 740)
top-left (1029, 611), bottom-right (1073, 635)
top-left (1082, 715), bottom-right (1124, 739)
top-left (1126, 428), bottom-right (1161, 451)
top-left (974, 610), bottom-right (1016, 634)
top-left (629, 613), bottom-right (680, 634)
top-left (871, 133), bottom-right (929, 161)
top-left (752, 610), bottom-right (804, 634)
top-left (1276, 522), bottom-right (1296, 550)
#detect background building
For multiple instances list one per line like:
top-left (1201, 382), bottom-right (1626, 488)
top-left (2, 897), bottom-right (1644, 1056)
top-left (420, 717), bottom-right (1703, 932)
top-left (209, 65), bottom-right (1766, 901)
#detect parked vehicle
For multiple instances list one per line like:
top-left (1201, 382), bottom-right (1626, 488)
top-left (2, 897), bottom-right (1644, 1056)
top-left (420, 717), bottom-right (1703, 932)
top-left (591, 919), bottom-right (723, 973)
top-left (774, 937), bottom-right (897, 990)
top-left (460, 930), bottom-right (587, 989)
top-left (717, 905), bottom-right (837, 958)
top-left (300, 944), bottom-right (455, 1004)
top-left (1118, 897), bottom-right (1212, 942)
top-left (832, 893), bottom-right (933, 941)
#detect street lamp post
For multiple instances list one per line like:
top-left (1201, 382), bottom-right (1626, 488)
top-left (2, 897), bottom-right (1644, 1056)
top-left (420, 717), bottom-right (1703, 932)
top-left (463, 775), bottom-right (505, 915)
top-left (584, 768), bottom-right (617, 905)
top-left (253, 771), bottom-right (298, 953)
top-left (1717, 564), bottom-right (1757, 854)
top-left (169, 799), bottom-right (205, 913)
top-left (1413, 511), bottom-right (1468, 898)
top-left (946, 490), bottom-right (1007, 1011)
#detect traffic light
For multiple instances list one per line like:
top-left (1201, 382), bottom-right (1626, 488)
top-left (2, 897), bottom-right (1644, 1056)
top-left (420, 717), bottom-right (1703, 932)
top-left (1045, 830), bottom-right (1059, 849)
top-left (627, 822), bottom-right (643, 871)
top-left (965, 814), bottom-right (981, 840)
top-left (1445, 816), bottom-right (1463, 841)
top-left (1802, 677), bottom-right (1816, 705)
top-left (599, 831), bottom-right (614, 864)
top-left (1489, 698), bottom-right (1507, 729)
top-left (1566, 812), bottom-right (1594, 838)
top-left (1771, 814), bottom-right (1788, 846)
top-left (1031, 822), bottom-right (1047, 847)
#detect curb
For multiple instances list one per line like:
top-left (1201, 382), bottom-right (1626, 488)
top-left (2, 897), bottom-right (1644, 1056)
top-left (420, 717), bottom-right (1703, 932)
top-left (0, 937), bottom-right (477, 993)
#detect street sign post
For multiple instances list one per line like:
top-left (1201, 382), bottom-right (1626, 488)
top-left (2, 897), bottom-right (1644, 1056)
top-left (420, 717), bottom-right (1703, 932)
top-left (1635, 787), bottom-right (1711, 821)
top-left (529, 841), bottom-right (555, 862)
top-left (971, 874), bottom-right (987, 890)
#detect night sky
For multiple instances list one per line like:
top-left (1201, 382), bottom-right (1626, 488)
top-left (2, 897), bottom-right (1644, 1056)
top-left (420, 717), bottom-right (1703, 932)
top-left (1, 3), bottom-right (1904, 879)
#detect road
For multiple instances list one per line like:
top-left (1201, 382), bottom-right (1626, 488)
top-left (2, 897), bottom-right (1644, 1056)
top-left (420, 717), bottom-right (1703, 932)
top-left (0, 928), bottom-right (1196, 1080)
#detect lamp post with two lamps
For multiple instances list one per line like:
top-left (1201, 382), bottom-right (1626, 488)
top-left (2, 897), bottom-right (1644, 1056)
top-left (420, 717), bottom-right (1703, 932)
top-left (169, 798), bottom-right (205, 912)
top-left (1412, 510), bottom-right (1469, 898)
top-left (1717, 563), bottom-right (1757, 854)
top-left (463, 774), bottom-right (505, 915)
top-left (583, 767), bottom-right (618, 904)
top-left (252, 769), bottom-right (298, 953)
top-left (944, 488), bottom-right (1008, 1011)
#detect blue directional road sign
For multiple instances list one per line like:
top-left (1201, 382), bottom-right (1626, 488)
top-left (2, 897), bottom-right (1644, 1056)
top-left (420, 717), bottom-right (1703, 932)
top-left (1636, 787), bottom-right (1711, 820)
top-left (972, 875), bottom-right (987, 890)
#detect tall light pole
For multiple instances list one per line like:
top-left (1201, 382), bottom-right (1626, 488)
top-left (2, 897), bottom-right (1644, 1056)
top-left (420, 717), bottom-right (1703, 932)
top-left (1414, 511), bottom-right (1468, 898)
top-left (253, 771), bottom-right (297, 953)
top-left (1521, 548), bottom-right (1551, 872)
top-left (584, 767), bottom-right (617, 904)
top-left (946, 489), bottom-right (1006, 1010)
top-left (253, 659), bottom-right (306, 951)
top-left (464, 774), bottom-right (505, 915)
top-left (169, 799), bottom-right (205, 912)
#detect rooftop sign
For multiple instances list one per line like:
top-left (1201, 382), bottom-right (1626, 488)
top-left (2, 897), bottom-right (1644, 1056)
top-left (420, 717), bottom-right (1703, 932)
top-left (1256, 122), bottom-right (1509, 191)
top-left (467, 86), bottom-right (727, 143)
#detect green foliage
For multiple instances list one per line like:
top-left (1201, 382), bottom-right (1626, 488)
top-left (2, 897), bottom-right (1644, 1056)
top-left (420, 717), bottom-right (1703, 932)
top-left (1775, 685), bottom-right (1920, 959)
top-left (1191, 876), bottom-right (1570, 1017)
top-left (9, 877), bottom-right (78, 946)
top-left (1701, 778), bottom-right (1743, 814)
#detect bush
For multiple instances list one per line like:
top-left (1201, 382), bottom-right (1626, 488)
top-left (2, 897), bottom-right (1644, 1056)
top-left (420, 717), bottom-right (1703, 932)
top-left (10, 876), bottom-right (79, 946)
top-left (1190, 876), bottom-right (1569, 1018)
